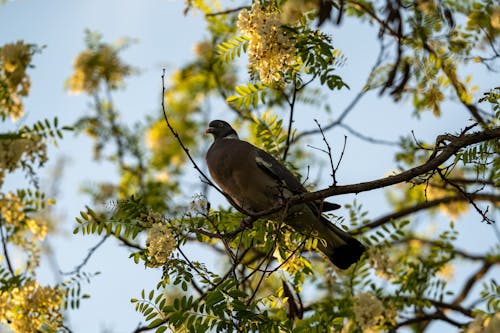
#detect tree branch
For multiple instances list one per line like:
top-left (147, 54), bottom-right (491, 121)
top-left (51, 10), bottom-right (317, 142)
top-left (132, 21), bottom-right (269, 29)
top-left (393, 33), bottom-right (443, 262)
top-left (282, 79), bottom-right (298, 161)
top-left (453, 262), bottom-right (493, 305)
top-left (61, 236), bottom-right (108, 275)
top-left (352, 193), bottom-right (500, 234)
top-left (0, 216), bottom-right (15, 276)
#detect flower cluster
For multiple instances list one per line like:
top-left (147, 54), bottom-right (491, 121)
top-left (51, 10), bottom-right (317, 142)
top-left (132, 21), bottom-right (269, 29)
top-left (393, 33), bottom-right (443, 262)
top-left (0, 281), bottom-right (64, 332)
top-left (237, 2), bottom-right (297, 85)
top-left (0, 41), bottom-right (33, 121)
top-left (146, 223), bottom-right (176, 267)
top-left (464, 312), bottom-right (500, 333)
top-left (0, 191), bottom-right (48, 241)
top-left (67, 43), bottom-right (131, 94)
top-left (367, 246), bottom-right (395, 280)
top-left (352, 292), bottom-right (396, 332)
top-left (0, 135), bottom-right (48, 186)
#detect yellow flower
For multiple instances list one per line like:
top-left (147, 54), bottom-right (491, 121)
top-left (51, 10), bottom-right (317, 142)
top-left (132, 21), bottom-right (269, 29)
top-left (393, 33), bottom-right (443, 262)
top-left (0, 192), bottom-right (49, 241)
top-left (352, 292), bottom-right (396, 331)
top-left (67, 44), bottom-right (131, 94)
top-left (463, 312), bottom-right (500, 333)
top-left (0, 40), bottom-right (33, 121)
top-left (367, 246), bottom-right (395, 280)
top-left (146, 222), bottom-right (176, 267)
top-left (193, 40), bottom-right (213, 58)
top-left (237, 2), bottom-right (297, 85)
top-left (0, 281), bottom-right (64, 332)
top-left (437, 263), bottom-right (455, 281)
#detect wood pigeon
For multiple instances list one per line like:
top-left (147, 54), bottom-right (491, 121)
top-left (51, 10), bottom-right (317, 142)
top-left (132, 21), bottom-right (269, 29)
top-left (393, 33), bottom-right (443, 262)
top-left (205, 120), bottom-right (365, 269)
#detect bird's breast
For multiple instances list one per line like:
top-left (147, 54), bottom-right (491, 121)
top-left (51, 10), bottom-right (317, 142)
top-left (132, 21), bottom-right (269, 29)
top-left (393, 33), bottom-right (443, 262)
top-left (206, 140), bottom-right (281, 212)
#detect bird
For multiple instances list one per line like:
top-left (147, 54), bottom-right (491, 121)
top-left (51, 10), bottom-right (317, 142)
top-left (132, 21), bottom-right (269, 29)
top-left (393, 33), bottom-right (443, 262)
top-left (205, 119), bottom-right (365, 269)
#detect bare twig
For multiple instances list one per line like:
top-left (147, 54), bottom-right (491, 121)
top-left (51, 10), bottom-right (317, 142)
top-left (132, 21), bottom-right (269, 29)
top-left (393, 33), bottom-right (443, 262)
top-left (339, 123), bottom-right (398, 146)
top-left (61, 236), bottom-right (108, 275)
top-left (436, 167), bottom-right (494, 224)
top-left (282, 80), bottom-right (298, 161)
top-left (205, 6), bottom-right (249, 17)
top-left (392, 237), bottom-right (499, 263)
top-left (0, 216), bottom-right (15, 276)
top-left (313, 119), bottom-right (337, 185)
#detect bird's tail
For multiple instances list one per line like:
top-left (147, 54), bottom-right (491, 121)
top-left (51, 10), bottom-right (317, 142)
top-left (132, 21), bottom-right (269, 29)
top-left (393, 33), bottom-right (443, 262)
top-left (317, 216), bottom-right (366, 269)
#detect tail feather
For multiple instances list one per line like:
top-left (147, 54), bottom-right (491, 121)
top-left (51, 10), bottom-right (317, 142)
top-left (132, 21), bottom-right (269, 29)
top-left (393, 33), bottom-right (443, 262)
top-left (318, 217), bottom-right (366, 269)
top-left (285, 204), bottom-right (366, 269)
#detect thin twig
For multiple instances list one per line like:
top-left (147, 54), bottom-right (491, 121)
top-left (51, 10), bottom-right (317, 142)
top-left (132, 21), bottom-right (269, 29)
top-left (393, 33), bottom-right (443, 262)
top-left (339, 123), bottom-right (398, 146)
top-left (0, 216), bottom-right (15, 276)
top-left (313, 119), bottom-right (337, 185)
top-left (61, 236), bottom-right (108, 275)
top-left (205, 6), bottom-right (248, 17)
top-left (282, 79), bottom-right (298, 161)
top-left (436, 167), bottom-right (494, 224)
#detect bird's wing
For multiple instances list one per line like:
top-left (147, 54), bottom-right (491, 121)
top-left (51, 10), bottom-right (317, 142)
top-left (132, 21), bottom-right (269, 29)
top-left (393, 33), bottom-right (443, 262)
top-left (254, 148), bottom-right (307, 195)
top-left (254, 147), bottom-right (341, 211)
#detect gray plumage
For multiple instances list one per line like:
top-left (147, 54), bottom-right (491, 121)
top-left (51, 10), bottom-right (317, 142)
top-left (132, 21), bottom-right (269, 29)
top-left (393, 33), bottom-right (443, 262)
top-left (205, 120), bottom-right (365, 269)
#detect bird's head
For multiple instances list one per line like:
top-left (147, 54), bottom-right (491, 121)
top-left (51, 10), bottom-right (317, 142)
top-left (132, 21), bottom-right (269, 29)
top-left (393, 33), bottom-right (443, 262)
top-left (205, 120), bottom-right (239, 140)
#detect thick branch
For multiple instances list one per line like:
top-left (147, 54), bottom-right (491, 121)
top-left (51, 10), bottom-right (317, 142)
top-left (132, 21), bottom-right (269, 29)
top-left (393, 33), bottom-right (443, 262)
top-left (392, 237), bottom-right (499, 263)
top-left (352, 193), bottom-right (500, 234)
top-left (294, 127), bottom-right (500, 200)
top-left (453, 262), bottom-right (493, 305)
top-left (393, 312), bottom-right (466, 330)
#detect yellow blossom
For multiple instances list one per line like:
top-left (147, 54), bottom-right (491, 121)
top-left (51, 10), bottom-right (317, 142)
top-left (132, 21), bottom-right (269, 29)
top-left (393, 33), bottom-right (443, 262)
top-left (237, 2), bottom-right (297, 85)
top-left (491, 7), bottom-right (500, 30)
top-left (146, 223), bottom-right (176, 267)
top-left (0, 192), bottom-right (49, 241)
top-left (0, 40), bottom-right (33, 121)
top-left (427, 184), bottom-right (469, 218)
top-left (437, 263), bottom-right (455, 281)
top-left (352, 292), bottom-right (396, 331)
top-left (0, 280), bottom-right (64, 332)
top-left (66, 43), bottom-right (131, 94)
top-left (463, 312), bottom-right (500, 333)
top-left (368, 246), bottom-right (395, 280)
top-left (154, 170), bottom-right (170, 183)
top-left (193, 40), bottom-right (213, 58)
top-left (0, 136), bottom-right (47, 177)
top-left (0, 191), bottom-right (26, 226)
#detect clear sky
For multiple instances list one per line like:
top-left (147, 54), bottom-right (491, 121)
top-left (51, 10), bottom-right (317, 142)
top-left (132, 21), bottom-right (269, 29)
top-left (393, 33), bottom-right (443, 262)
top-left (1, 0), bottom-right (498, 332)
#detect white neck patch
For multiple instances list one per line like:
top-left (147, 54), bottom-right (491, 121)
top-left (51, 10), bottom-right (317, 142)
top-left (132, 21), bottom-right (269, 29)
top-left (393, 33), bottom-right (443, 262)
top-left (223, 133), bottom-right (239, 139)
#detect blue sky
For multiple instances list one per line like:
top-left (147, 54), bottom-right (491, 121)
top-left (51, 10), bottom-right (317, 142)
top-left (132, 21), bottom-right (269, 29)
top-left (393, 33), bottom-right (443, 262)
top-left (1, 0), bottom-right (498, 332)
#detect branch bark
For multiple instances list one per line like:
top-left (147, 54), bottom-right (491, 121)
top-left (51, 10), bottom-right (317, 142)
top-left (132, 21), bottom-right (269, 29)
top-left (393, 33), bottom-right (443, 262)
top-left (352, 193), bottom-right (500, 234)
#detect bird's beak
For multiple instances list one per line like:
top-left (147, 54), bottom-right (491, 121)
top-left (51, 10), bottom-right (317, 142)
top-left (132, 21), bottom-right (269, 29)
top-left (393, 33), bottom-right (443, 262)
top-left (205, 127), bottom-right (214, 135)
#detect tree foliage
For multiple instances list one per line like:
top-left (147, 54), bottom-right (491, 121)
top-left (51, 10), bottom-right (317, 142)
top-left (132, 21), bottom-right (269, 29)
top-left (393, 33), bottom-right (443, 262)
top-left (1, 0), bottom-right (500, 332)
